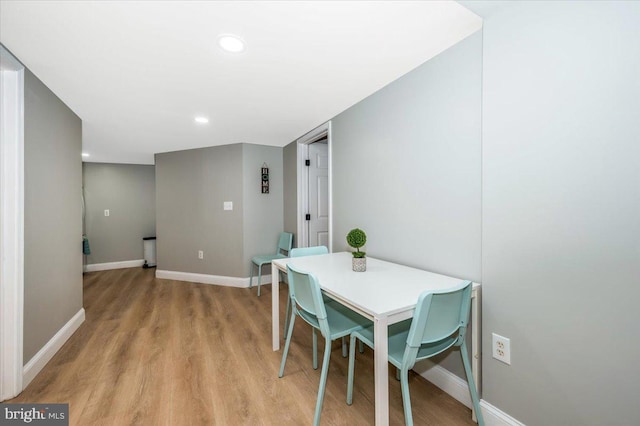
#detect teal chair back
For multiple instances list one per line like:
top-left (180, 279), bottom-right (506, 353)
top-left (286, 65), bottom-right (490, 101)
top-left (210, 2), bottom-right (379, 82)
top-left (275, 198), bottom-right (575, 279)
top-left (286, 264), bottom-right (330, 338)
top-left (403, 281), bottom-right (472, 370)
top-left (290, 246), bottom-right (328, 258)
top-left (346, 280), bottom-right (482, 426)
top-left (277, 232), bottom-right (294, 256)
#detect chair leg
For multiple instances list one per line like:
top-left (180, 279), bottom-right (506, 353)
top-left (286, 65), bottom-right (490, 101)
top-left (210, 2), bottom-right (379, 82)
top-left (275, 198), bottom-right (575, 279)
top-left (342, 336), bottom-right (348, 358)
top-left (284, 292), bottom-right (291, 337)
top-left (313, 338), bottom-right (332, 426)
top-left (400, 367), bottom-right (414, 426)
top-left (249, 262), bottom-right (254, 289)
top-left (346, 334), bottom-right (358, 405)
top-left (312, 329), bottom-right (318, 370)
top-left (257, 264), bottom-right (263, 296)
top-left (278, 311), bottom-right (297, 377)
top-left (461, 341), bottom-right (485, 426)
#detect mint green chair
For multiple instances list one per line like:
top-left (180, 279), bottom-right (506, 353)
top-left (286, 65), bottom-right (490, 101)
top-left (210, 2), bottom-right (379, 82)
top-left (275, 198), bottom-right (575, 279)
top-left (250, 232), bottom-right (293, 296)
top-left (287, 246), bottom-right (329, 342)
top-left (289, 246), bottom-right (345, 369)
top-left (279, 263), bottom-right (371, 426)
top-left (346, 281), bottom-right (484, 426)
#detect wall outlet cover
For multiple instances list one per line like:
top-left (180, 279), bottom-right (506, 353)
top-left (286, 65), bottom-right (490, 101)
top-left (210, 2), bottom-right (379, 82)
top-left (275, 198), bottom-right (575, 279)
top-left (492, 333), bottom-right (511, 365)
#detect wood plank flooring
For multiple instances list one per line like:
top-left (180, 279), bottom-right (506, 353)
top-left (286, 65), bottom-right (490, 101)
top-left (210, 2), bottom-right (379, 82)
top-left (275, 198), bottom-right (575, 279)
top-left (7, 267), bottom-right (476, 425)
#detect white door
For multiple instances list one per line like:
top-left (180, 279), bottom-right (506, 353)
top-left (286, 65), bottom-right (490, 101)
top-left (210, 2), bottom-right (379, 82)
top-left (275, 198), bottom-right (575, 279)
top-left (307, 142), bottom-right (329, 248)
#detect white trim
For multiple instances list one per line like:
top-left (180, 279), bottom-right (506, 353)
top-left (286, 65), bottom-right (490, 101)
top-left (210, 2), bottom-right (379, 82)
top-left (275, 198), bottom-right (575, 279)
top-left (84, 259), bottom-right (145, 272)
top-left (327, 121), bottom-right (333, 253)
top-left (414, 360), bottom-right (525, 426)
top-left (296, 141), bottom-right (308, 247)
top-left (295, 121), bottom-right (333, 251)
top-left (22, 308), bottom-right (85, 388)
top-left (0, 46), bottom-right (25, 401)
top-left (480, 400), bottom-right (527, 426)
top-left (156, 270), bottom-right (272, 288)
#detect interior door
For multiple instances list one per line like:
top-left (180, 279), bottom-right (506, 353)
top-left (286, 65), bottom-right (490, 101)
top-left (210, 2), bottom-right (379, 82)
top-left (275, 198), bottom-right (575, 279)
top-left (307, 142), bottom-right (329, 248)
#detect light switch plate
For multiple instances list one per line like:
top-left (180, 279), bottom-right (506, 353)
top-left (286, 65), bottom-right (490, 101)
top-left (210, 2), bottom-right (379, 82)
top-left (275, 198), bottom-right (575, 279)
top-left (223, 201), bottom-right (233, 211)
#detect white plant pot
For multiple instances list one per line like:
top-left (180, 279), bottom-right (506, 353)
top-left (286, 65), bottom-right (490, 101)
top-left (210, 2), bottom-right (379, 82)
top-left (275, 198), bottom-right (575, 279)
top-left (352, 257), bottom-right (366, 272)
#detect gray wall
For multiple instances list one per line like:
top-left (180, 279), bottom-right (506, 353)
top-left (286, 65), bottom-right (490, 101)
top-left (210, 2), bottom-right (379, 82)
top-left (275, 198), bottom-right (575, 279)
top-left (23, 68), bottom-right (83, 363)
top-left (280, 3), bottom-right (640, 422)
top-left (155, 144), bottom-right (245, 277)
top-left (331, 32), bottom-right (482, 281)
top-left (331, 31), bottom-right (482, 378)
top-left (283, 141), bottom-right (298, 245)
top-left (83, 163), bottom-right (155, 264)
top-left (242, 144), bottom-right (284, 274)
top-left (156, 143), bottom-right (286, 279)
top-left (469, 1), bottom-right (640, 424)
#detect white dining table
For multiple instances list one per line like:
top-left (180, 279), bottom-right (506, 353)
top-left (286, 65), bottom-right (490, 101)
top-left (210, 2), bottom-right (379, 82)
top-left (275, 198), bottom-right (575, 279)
top-left (271, 252), bottom-right (481, 426)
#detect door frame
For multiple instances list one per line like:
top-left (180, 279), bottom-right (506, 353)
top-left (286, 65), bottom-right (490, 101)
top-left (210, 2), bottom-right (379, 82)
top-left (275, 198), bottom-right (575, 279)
top-left (296, 121), bottom-right (332, 251)
top-left (0, 45), bottom-right (25, 401)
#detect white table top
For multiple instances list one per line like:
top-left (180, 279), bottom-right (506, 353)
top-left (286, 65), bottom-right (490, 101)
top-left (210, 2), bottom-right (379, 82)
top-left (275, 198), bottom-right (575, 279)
top-left (274, 252), bottom-right (477, 319)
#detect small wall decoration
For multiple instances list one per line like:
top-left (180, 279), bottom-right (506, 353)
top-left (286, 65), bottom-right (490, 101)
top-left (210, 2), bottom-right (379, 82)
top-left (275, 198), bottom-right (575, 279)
top-left (261, 163), bottom-right (269, 194)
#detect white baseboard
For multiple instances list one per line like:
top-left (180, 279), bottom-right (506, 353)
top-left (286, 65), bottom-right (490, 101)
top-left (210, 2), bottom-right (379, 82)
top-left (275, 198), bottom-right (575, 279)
top-left (480, 400), bottom-right (526, 426)
top-left (156, 270), bottom-right (273, 288)
top-left (414, 360), bottom-right (525, 426)
top-left (84, 259), bottom-right (145, 272)
top-left (22, 308), bottom-right (85, 387)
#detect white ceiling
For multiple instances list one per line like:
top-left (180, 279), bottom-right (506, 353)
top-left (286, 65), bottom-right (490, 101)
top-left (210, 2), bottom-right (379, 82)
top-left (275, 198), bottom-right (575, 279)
top-left (0, 1), bottom-right (481, 165)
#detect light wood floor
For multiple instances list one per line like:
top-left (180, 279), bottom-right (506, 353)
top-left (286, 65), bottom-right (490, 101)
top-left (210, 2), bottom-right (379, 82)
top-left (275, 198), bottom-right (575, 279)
top-left (8, 267), bottom-right (476, 425)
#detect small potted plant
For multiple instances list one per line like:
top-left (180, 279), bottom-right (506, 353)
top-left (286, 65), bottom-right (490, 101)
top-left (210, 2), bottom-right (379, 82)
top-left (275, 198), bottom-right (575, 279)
top-left (346, 228), bottom-right (367, 272)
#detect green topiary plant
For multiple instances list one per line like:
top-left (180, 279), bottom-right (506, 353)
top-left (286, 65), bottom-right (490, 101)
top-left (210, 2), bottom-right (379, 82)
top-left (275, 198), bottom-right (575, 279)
top-left (346, 228), bottom-right (367, 258)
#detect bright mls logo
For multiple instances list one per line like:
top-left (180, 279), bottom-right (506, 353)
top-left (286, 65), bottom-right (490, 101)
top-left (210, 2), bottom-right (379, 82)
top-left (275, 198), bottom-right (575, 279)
top-left (1, 404), bottom-right (68, 425)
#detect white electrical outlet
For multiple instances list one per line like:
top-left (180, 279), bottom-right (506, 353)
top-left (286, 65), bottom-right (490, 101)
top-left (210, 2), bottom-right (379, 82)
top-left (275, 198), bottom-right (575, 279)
top-left (104, 209), bottom-right (110, 217)
top-left (198, 250), bottom-right (204, 259)
top-left (492, 333), bottom-right (511, 365)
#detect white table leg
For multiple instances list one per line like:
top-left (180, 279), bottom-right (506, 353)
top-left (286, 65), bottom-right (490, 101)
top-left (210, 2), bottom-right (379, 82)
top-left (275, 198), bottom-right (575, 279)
top-left (374, 316), bottom-right (389, 426)
top-left (272, 262), bottom-right (280, 351)
top-left (471, 287), bottom-right (481, 422)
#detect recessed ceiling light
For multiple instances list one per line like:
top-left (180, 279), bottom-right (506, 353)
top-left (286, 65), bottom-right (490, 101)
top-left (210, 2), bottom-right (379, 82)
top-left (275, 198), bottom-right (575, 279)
top-left (218, 34), bottom-right (245, 53)
top-left (82, 153), bottom-right (90, 157)
top-left (195, 116), bottom-right (209, 124)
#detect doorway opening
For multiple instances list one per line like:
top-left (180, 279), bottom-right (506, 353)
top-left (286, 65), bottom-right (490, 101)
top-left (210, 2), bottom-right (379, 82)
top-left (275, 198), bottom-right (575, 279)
top-left (296, 122), bottom-right (332, 250)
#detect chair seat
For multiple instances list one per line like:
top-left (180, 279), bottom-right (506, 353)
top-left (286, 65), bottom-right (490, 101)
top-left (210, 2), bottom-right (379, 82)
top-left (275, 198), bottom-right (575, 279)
top-left (299, 302), bottom-right (371, 341)
top-left (352, 320), bottom-right (458, 369)
top-left (251, 253), bottom-right (286, 266)
top-left (350, 320), bottom-right (411, 368)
